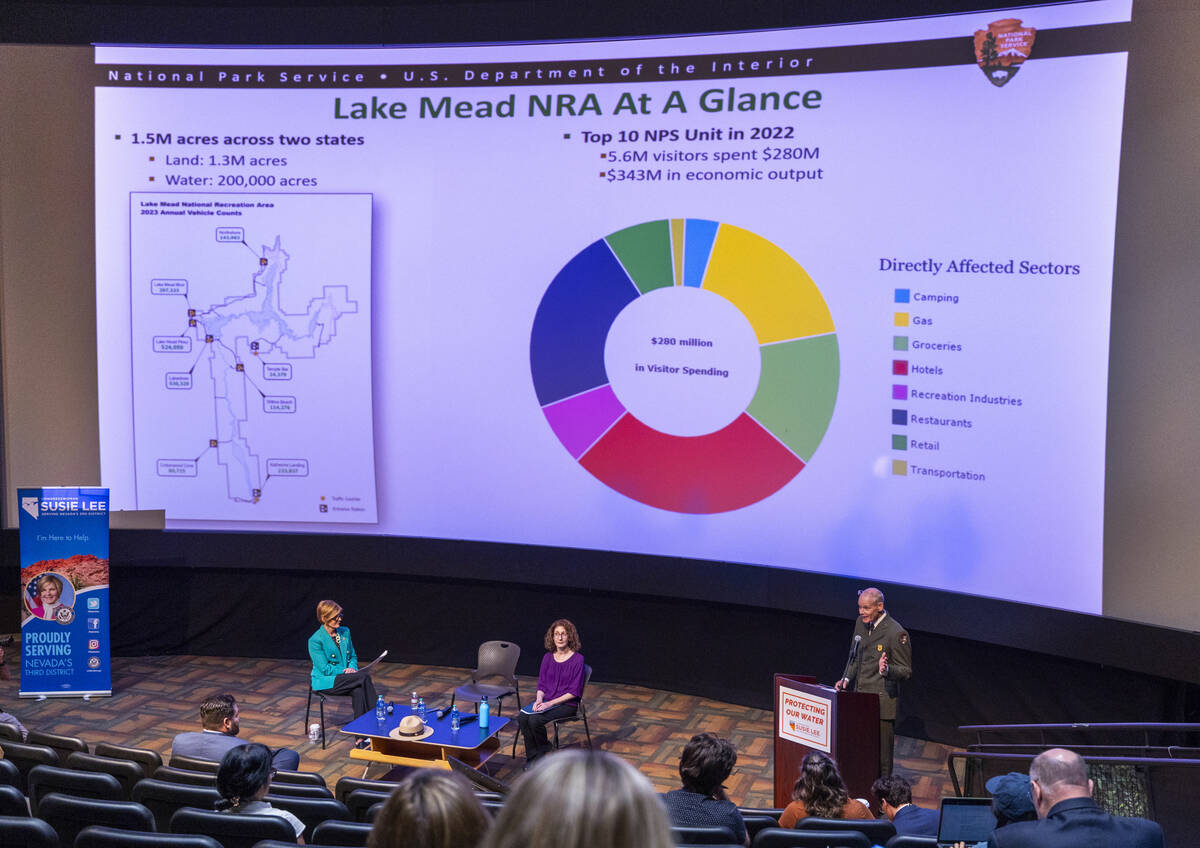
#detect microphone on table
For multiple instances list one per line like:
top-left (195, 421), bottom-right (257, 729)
top-left (847, 634), bottom-right (862, 663)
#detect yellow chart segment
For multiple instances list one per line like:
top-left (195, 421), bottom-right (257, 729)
top-left (701, 224), bottom-right (835, 343)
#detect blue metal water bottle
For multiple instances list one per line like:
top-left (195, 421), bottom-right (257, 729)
top-left (479, 695), bottom-right (489, 729)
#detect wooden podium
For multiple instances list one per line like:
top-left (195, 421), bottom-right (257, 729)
top-left (772, 674), bottom-right (880, 807)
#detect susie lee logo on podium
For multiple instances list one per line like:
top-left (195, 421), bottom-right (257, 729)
top-left (778, 686), bottom-right (832, 753)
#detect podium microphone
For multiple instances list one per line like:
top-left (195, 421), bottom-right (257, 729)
top-left (847, 634), bottom-right (862, 662)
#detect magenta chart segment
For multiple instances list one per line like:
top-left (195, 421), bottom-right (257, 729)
top-left (530, 218), bottom-right (839, 513)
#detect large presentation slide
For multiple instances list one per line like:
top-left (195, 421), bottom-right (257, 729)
top-left (95, 0), bottom-right (1130, 612)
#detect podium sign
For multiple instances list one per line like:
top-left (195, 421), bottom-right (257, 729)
top-left (773, 674), bottom-right (878, 806)
top-left (18, 487), bottom-right (112, 698)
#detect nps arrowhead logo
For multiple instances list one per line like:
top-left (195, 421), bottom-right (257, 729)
top-left (974, 19), bottom-right (1037, 87)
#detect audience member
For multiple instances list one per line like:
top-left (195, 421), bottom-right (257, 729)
top-left (872, 774), bottom-right (937, 836)
top-left (663, 732), bottom-right (748, 846)
top-left (518, 619), bottom-right (586, 766)
top-left (172, 692), bottom-right (301, 770)
top-left (215, 742), bottom-right (305, 842)
top-left (779, 751), bottom-right (873, 828)
top-left (482, 749), bottom-right (674, 848)
top-left (368, 770), bottom-right (489, 848)
top-left (986, 772), bottom-right (1037, 828)
top-left (988, 748), bottom-right (1164, 847)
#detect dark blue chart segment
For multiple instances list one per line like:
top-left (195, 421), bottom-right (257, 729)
top-left (531, 240), bottom-right (639, 405)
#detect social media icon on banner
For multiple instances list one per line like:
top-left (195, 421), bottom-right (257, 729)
top-left (88, 618), bottom-right (100, 630)
top-left (88, 639), bottom-right (100, 650)
top-left (87, 598), bottom-right (100, 610)
top-left (88, 657), bottom-right (101, 669)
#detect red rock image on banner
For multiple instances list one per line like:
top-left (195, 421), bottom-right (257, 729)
top-left (974, 19), bottom-right (1037, 87)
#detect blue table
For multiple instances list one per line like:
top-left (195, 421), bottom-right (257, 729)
top-left (341, 709), bottom-right (511, 772)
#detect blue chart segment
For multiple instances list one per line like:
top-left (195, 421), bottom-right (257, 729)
top-left (530, 219), bottom-right (839, 514)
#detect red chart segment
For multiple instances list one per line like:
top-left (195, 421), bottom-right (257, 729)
top-left (579, 413), bottom-right (805, 514)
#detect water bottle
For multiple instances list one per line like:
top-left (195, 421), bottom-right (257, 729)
top-left (307, 723), bottom-right (321, 743)
top-left (479, 695), bottom-right (489, 729)
top-left (417, 697), bottom-right (427, 721)
top-left (411, 691), bottom-right (419, 711)
top-left (450, 705), bottom-right (460, 732)
top-left (375, 695), bottom-right (386, 721)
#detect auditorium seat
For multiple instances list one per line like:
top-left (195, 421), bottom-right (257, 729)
top-left (263, 782), bottom-right (332, 799)
top-left (795, 816), bottom-right (896, 845)
top-left (343, 788), bottom-right (390, 822)
top-left (26, 765), bottom-right (123, 815)
top-left (742, 814), bottom-right (782, 840)
top-left (0, 759), bottom-right (23, 790)
top-left (309, 819), bottom-right (372, 846)
top-left (332, 776), bottom-right (398, 805)
top-left (170, 806), bottom-right (296, 848)
top-left (752, 827), bottom-right (872, 848)
top-left (0, 784), bottom-right (29, 816)
top-left (167, 755), bottom-right (219, 774)
top-left (261, 795), bottom-right (350, 832)
top-left (66, 751), bottom-right (146, 799)
top-left (37, 793), bottom-right (155, 847)
top-left (131, 779), bottom-right (222, 833)
top-left (886, 836), bottom-right (938, 848)
top-left (25, 731), bottom-right (88, 765)
top-left (0, 724), bottom-right (24, 743)
top-left (1, 741), bottom-right (60, 792)
top-left (269, 769), bottom-right (326, 787)
top-left (152, 767), bottom-right (217, 787)
top-left (0, 814), bottom-right (59, 848)
top-left (76, 825), bottom-right (223, 848)
top-left (93, 742), bottom-right (164, 779)
top-left (365, 801), bottom-right (384, 823)
top-left (672, 824), bottom-right (739, 844)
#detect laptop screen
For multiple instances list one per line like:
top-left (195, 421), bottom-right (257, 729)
top-left (938, 798), bottom-right (997, 844)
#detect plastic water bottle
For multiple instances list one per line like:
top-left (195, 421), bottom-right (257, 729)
top-left (479, 695), bottom-right (489, 729)
top-left (450, 705), bottom-right (460, 732)
top-left (411, 691), bottom-right (419, 711)
top-left (375, 695), bottom-right (386, 721)
top-left (417, 697), bottom-right (427, 721)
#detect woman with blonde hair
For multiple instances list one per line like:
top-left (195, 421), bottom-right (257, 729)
top-left (482, 750), bottom-right (674, 848)
top-left (308, 600), bottom-right (379, 729)
top-left (368, 770), bottom-right (489, 848)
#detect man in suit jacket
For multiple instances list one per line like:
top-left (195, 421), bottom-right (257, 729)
top-left (835, 587), bottom-right (912, 777)
top-left (872, 774), bottom-right (938, 837)
top-left (989, 748), bottom-right (1164, 848)
top-left (172, 693), bottom-right (300, 771)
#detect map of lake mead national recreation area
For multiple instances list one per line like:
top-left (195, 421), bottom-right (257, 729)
top-left (129, 192), bottom-right (377, 523)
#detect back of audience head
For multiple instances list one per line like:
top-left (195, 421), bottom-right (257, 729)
top-left (870, 774), bottom-right (912, 818)
top-left (368, 770), bottom-right (488, 848)
top-left (200, 692), bottom-right (238, 731)
top-left (482, 750), bottom-right (674, 848)
top-left (792, 751), bottom-right (850, 818)
top-left (986, 772), bottom-right (1037, 826)
top-left (1029, 748), bottom-right (1091, 817)
top-left (679, 732), bottom-right (737, 799)
top-left (215, 743), bottom-right (271, 810)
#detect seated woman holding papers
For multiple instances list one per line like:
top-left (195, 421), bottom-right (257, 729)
top-left (308, 599), bottom-right (380, 736)
top-left (517, 618), bottom-right (585, 766)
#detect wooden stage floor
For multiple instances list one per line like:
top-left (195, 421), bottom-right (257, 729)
top-left (2, 654), bottom-right (957, 809)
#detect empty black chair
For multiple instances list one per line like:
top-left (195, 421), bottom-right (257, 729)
top-left (886, 837), bottom-right (938, 848)
top-left (309, 819), bottom-right (371, 847)
top-left (93, 743), bottom-right (164, 779)
top-left (0, 814), bottom-right (59, 848)
top-left (170, 807), bottom-right (296, 848)
top-left (752, 828), bottom-right (871, 848)
top-left (153, 767), bottom-right (217, 787)
top-left (66, 752), bottom-right (146, 799)
top-left (167, 755), bottom-right (219, 774)
top-left (0, 741), bottom-right (59, 792)
top-left (795, 817), bottom-right (896, 846)
top-left (744, 815), bottom-right (781, 840)
top-left (25, 731), bottom-right (88, 765)
top-left (132, 779), bottom-right (222, 833)
top-left (0, 724), bottom-right (24, 742)
top-left (0, 784), bottom-right (28, 816)
top-left (332, 777), bottom-right (397, 805)
top-left (342, 789), bottom-right (390, 823)
top-left (37, 793), bottom-right (155, 847)
top-left (76, 825), bottom-right (223, 848)
top-left (26, 765), bottom-right (123, 815)
top-left (263, 796), bottom-right (350, 833)
top-left (672, 825), bottom-right (739, 844)
top-left (364, 802), bottom-right (384, 824)
top-left (269, 770), bottom-right (326, 788)
top-left (264, 783), bottom-right (332, 799)
top-left (0, 759), bottom-right (22, 790)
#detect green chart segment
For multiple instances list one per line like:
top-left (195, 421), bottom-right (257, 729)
top-left (531, 218), bottom-right (839, 514)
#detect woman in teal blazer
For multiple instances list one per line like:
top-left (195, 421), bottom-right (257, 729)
top-left (309, 599), bottom-right (379, 723)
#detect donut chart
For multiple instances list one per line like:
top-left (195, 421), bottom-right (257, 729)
top-left (530, 219), bottom-right (838, 514)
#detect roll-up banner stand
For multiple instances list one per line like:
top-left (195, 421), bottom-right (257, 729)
top-left (17, 487), bottom-right (112, 698)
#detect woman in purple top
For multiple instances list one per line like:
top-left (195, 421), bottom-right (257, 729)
top-left (518, 618), bottom-right (585, 765)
